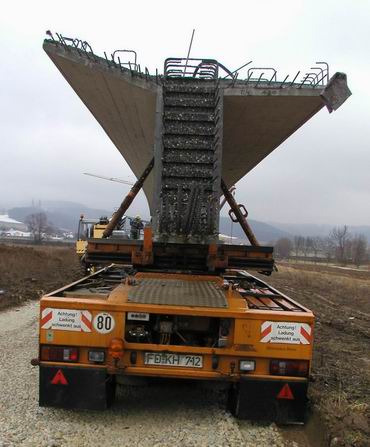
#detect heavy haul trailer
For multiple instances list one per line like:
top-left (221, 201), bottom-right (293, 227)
top-left (36, 32), bottom-right (351, 422)
top-left (38, 263), bottom-right (313, 422)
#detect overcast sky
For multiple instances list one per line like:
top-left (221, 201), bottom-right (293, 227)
top-left (1, 0), bottom-right (369, 225)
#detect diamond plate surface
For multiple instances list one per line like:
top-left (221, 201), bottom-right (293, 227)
top-left (128, 279), bottom-right (227, 308)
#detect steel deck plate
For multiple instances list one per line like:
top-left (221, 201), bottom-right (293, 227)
top-left (128, 279), bottom-right (228, 308)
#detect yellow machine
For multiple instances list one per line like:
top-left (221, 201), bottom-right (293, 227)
top-left (76, 215), bottom-right (109, 258)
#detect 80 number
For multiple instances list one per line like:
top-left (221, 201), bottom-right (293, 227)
top-left (93, 313), bottom-right (115, 334)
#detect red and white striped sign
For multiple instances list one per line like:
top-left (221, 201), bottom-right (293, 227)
top-left (41, 308), bottom-right (92, 332)
top-left (260, 321), bottom-right (312, 345)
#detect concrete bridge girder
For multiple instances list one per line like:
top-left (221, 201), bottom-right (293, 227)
top-left (44, 41), bottom-right (350, 212)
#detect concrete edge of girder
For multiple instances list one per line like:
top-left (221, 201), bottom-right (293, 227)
top-left (44, 39), bottom-right (351, 114)
top-left (223, 72), bottom-right (352, 113)
top-left (43, 40), bottom-right (160, 93)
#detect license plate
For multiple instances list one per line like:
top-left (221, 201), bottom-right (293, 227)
top-left (144, 352), bottom-right (203, 368)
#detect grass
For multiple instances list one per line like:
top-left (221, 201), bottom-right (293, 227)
top-left (272, 266), bottom-right (370, 312)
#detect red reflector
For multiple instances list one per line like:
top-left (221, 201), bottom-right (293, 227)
top-left (277, 383), bottom-right (294, 400)
top-left (69, 349), bottom-right (79, 362)
top-left (51, 369), bottom-right (68, 385)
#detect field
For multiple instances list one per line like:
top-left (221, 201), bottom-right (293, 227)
top-left (0, 243), bottom-right (82, 309)
top-left (259, 262), bottom-right (370, 447)
top-left (0, 244), bottom-right (369, 446)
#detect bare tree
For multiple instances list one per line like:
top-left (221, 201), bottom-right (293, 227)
top-left (351, 234), bottom-right (368, 267)
top-left (344, 238), bottom-right (353, 263)
top-left (274, 238), bottom-right (293, 259)
top-left (330, 225), bottom-right (351, 265)
top-left (25, 212), bottom-right (48, 243)
top-left (322, 236), bottom-right (335, 264)
top-left (311, 236), bottom-right (323, 262)
top-left (302, 237), bottom-right (314, 261)
top-left (293, 235), bottom-right (305, 258)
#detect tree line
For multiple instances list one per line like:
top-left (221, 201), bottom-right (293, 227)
top-left (274, 225), bottom-right (368, 267)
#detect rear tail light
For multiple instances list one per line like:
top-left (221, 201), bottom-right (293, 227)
top-left (41, 346), bottom-right (79, 362)
top-left (270, 359), bottom-right (309, 377)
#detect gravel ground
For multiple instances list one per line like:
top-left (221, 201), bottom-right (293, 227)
top-left (0, 302), bottom-right (290, 447)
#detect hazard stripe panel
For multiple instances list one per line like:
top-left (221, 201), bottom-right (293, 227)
top-left (40, 308), bottom-right (92, 332)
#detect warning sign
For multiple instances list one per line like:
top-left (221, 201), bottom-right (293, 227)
top-left (260, 321), bottom-right (312, 345)
top-left (41, 308), bottom-right (92, 332)
top-left (277, 383), bottom-right (294, 400)
top-left (51, 369), bottom-right (68, 385)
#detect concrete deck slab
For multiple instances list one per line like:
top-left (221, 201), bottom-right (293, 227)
top-left (43, 40), bottom-right (350, 211)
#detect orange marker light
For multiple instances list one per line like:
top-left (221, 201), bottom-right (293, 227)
top-left (108, 338), bottom-right (124, 359)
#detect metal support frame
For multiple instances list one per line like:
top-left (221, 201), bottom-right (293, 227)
top-left (102, 158), bottom-right (154, 238)
top-left (86, 238), bottom-right (274, 274)
top-left (221, 180), bottom-right (259, 246)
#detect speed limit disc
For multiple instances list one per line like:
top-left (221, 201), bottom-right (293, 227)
top-left (93, 312), bottom-right (115, 334)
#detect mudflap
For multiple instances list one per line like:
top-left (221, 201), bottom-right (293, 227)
top-left (228, 376), bottom-right (308, 424)
top-left (39, 365), bottom-right (116, 410)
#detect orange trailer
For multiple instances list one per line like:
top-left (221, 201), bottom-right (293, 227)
top-left (36, 264), bottom-right (313, 422)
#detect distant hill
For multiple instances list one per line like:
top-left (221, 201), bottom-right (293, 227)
top-left (268, 221), bottom-right (370, 243)
top-left (267, 222), bottom-right (332, 238)
top-left (219, 216), bottom-right (291, 243)
top-left (9, 201), bottom-right (112, 232)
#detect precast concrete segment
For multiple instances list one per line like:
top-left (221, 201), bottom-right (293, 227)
top-left (43, 41), bottom-right (158, 211)
top-left (222, 93), bottom-right (323, 187)
top-left (153, 78), bottom-right (223, 243)
top-left (43, 40), bottom-right (351, 211)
